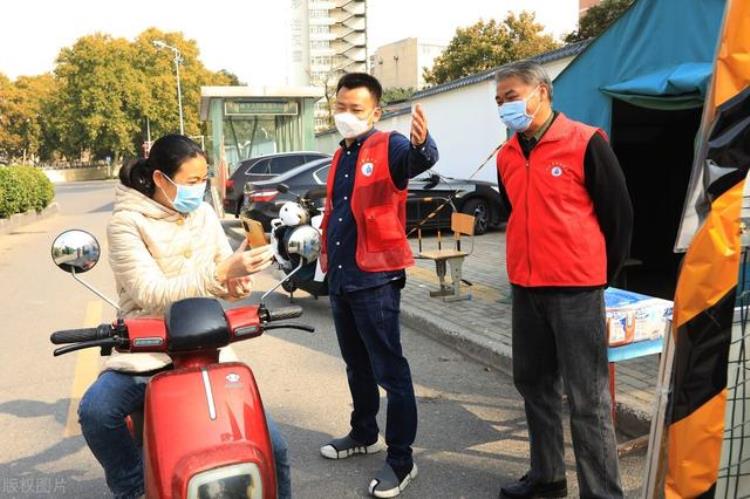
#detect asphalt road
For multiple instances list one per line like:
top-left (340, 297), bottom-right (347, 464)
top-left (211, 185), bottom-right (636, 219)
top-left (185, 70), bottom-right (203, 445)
top-left (0, 181), bottom-right (646, 498)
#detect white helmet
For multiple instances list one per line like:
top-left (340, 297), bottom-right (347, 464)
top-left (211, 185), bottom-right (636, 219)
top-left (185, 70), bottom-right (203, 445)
top-left (278, 202), bottom-right (309, 226)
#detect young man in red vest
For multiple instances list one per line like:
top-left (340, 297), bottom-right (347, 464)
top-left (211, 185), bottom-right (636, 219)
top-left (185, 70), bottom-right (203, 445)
top-left (495, 61), bottom-right (633, 499)
top-left (318, 73), bottom-right (438, 497)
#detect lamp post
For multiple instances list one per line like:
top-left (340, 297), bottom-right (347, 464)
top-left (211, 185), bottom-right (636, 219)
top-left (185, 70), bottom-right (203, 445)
top-left (153, 40), bottom-right (185, 135)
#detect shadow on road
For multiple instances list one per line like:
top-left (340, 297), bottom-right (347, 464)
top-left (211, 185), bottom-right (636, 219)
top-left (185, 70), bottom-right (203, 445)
top-left (0, 397), bottom-right (104, 497)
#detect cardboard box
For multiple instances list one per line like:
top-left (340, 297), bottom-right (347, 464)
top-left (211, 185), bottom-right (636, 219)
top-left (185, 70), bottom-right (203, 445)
top-left (605, 288), bottom-right (673, 347)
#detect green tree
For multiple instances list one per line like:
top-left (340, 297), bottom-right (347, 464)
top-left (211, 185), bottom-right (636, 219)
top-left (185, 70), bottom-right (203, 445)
top-left (51, 33), bottom-right (148, 161)
top-left (0, 73), bottom-right (19, 158)
top-left (424, 12), bottom-right (560, 86)
top-left (564, 0), bottom-right (634, 43)
top-left (0, 73), bottom-right (58, 162)
top-left (216, 69), bottom-right (244, 86)
top-left (46, 29), bottom-right (238, 162)
top-left (131, 28), bottom-right (235, 145)
top-left (382, 87), bottom-right (415, 106)
top-left (12, 74), bottom-right (58, 162)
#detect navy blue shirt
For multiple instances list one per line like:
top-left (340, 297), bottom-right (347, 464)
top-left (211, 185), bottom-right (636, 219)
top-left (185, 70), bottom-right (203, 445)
top-left (327, 128), bottom-right (439, 295)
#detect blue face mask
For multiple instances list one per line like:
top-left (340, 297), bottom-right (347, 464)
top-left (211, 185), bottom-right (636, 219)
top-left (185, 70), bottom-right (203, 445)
top-left (498, 86), bottom-right (540, 133)
top-left (160, 173), bottom-right (206, 213)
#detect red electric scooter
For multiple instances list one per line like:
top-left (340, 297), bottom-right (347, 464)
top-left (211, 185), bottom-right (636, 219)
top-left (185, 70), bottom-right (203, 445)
top-left (49, 229), bottom-right (317, 499)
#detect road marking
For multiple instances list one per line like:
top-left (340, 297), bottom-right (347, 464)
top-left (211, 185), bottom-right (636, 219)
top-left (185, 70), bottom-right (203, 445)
top-left (63, 300), bottom-right (103, 437)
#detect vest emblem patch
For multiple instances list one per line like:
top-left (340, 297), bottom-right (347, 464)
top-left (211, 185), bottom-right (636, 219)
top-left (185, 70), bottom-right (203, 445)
top-left (361, 162), bottom-right (374, 177)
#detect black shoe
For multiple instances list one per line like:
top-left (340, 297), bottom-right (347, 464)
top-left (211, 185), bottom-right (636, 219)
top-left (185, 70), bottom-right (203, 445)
top-left (500, 474), bottom-right (567, 498)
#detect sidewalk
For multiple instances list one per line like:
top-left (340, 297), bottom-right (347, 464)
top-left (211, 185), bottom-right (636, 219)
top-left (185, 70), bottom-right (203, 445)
top-left (400, 232), bottom-right (660, 435)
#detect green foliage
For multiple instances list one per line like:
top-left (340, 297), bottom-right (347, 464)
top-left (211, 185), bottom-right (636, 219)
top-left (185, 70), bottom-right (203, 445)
top-left (564, 0), bottom-right (634, 43)
top-left (424, 12), bottom-right (560, 86)
top-left (382, 87), bottom-right (415, 106)
top-left (0, 166), bottom-right (55, 218)
top-left (0, 167), bottom-right (30, 217)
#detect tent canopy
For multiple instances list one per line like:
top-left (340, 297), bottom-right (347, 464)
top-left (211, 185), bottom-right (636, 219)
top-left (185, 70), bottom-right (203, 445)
top-left (553, 0), bottom-right (726, 133)
top-left (601, 63), bottom-right (713, 110)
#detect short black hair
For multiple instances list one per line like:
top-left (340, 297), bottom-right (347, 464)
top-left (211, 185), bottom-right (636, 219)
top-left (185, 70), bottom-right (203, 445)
top-left (336, 72), bottom-right (383, 104)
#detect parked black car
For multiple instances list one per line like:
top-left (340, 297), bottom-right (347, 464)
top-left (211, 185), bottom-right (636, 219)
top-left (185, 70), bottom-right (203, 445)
top-left (223, 151), bottom-right (330, 214)
top-left (239, 158), bottom-right (506, 235)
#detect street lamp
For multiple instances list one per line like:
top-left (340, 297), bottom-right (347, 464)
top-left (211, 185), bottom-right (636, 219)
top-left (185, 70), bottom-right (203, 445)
top-left (153, 40), bottom-right (185, 135)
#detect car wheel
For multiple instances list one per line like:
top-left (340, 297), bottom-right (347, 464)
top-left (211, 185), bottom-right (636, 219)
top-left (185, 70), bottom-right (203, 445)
top-left (461, 198), bottom-right (490, 235)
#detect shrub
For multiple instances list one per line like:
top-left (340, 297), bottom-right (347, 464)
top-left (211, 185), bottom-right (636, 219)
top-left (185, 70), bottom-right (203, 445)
top-left (0, 166), bottom-right (55, 218)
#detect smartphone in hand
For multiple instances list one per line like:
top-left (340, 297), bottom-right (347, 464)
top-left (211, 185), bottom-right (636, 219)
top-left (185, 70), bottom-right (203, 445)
top-left (241, 217), bottom-right (268, 248)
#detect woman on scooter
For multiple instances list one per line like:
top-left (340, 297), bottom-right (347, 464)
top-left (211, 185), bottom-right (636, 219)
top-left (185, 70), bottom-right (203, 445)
top-left (78, 134), bottom-right (291, 499)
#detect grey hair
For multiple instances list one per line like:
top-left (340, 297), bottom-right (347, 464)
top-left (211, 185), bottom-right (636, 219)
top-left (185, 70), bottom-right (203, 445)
top-left (495, 61), bottom-right (553, 101)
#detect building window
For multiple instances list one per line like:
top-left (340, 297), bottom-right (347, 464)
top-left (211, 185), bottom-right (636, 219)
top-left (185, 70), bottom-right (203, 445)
top-left (311, 56), bottom-right (332, 66)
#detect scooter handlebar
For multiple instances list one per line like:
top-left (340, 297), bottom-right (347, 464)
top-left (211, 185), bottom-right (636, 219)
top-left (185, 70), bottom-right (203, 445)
top-left (264, 305), bottom-right (304, 322)
top-left (50, 324), bottom-right (111, 344)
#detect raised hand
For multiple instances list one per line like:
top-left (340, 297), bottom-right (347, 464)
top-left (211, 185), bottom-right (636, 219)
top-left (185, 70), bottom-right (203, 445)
top-left (410, 104), bottom-right (428, 146)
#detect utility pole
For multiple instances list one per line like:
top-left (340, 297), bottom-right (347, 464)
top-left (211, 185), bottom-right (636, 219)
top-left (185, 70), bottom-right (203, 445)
top-left (153, 40), bottom-right (185, 135)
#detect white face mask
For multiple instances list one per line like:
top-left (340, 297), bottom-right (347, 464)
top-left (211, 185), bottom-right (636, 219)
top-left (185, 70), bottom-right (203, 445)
top-left (334, 112), bottom-right (372, 139)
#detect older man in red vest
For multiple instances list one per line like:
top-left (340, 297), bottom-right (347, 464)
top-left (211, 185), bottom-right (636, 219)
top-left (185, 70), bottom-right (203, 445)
top-left (319, 73), bottom-right (438, 498)
top-left (495, 61), bottom-right (633, 499)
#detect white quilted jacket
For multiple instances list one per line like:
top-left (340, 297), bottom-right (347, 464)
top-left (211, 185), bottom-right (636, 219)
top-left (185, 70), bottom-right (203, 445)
top-left (104, 184), bottom-right (237, 373)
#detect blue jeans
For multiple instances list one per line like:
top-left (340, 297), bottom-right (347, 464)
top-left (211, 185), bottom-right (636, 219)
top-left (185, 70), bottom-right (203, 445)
top-left (330, 281), bottom-right (418, 470)
top-left (79, 370), bottom-right (291, 499)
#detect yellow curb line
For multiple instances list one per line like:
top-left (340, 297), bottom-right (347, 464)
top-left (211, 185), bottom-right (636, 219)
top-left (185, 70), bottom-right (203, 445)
top-left (63, 301), bottom-right (103, 437)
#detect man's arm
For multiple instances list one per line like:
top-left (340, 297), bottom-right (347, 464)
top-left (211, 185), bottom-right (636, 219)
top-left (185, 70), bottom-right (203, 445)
top-left (496, 170), bottom-right (512, 215)
top-left (389, 132), bottom-right (439, 190)
top-left (584, 133), bottom-right (634, 285)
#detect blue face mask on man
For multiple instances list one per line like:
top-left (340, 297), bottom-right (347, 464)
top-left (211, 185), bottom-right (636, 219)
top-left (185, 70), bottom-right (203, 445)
top-left (159, 173), bottom-right (206, 213)
top-left (498, 86), bottom-right (541, 133)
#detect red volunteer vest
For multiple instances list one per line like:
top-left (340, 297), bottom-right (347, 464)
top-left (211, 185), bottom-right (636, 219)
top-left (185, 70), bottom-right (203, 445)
top-left (497, 113), bottom-right (607, 287)
top-left (320, 131), bottom-right (414, 273)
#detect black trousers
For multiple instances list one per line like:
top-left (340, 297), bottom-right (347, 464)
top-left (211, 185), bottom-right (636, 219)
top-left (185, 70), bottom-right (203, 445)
top-left (511, 285), bottom-right (623, 499)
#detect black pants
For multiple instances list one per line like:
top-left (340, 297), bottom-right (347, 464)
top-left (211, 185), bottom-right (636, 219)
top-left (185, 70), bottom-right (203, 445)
top-left (511, 285), bottom-right (623, 499)
top-left (329, 281), bottom-right (417, 469)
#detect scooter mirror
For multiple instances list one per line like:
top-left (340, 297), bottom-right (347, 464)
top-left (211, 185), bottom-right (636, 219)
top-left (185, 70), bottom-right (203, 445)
top-left (277, 184), bottom-right (290, 194)
top-left (304, 187), bottom-right (327, 201)
top-left (51, 230), bottom-right (101, 274)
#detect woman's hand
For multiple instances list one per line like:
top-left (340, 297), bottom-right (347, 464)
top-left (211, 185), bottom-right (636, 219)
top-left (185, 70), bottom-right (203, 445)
top-left (226, 275), bottom-right (254, 301)
top-left (216, 241), bottom-right (275, 282)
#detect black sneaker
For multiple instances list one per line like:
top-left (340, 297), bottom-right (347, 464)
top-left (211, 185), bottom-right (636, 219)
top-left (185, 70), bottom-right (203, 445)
top-left (368, 462), bottom-right (418, 498)
top-left (320, 434), bottom-right (385, 460)
top-left (500, 474), bottom-right (567, 498)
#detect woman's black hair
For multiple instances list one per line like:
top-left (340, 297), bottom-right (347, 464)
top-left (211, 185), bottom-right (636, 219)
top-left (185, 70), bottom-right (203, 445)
top-left (119, 134), bottom-right (206, 197)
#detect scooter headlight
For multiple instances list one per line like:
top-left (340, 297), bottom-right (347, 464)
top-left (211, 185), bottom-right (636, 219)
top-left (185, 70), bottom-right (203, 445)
top-left (187, 463), bottom-right (263, 499)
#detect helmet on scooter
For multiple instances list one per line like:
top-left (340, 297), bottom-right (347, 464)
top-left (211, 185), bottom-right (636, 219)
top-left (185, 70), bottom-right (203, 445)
top-left (281, 225), bottom-right (321, 267)
top-left (278, 202), bottom-right (309, 227)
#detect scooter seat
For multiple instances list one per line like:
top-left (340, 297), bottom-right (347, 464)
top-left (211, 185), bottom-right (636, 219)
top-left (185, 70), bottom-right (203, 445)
top-left (165, 298), bottom-right (230, 352)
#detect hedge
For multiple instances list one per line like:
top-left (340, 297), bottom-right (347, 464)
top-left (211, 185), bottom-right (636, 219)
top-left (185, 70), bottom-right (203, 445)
top-left (0, 166), bottom-right (55, 219)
